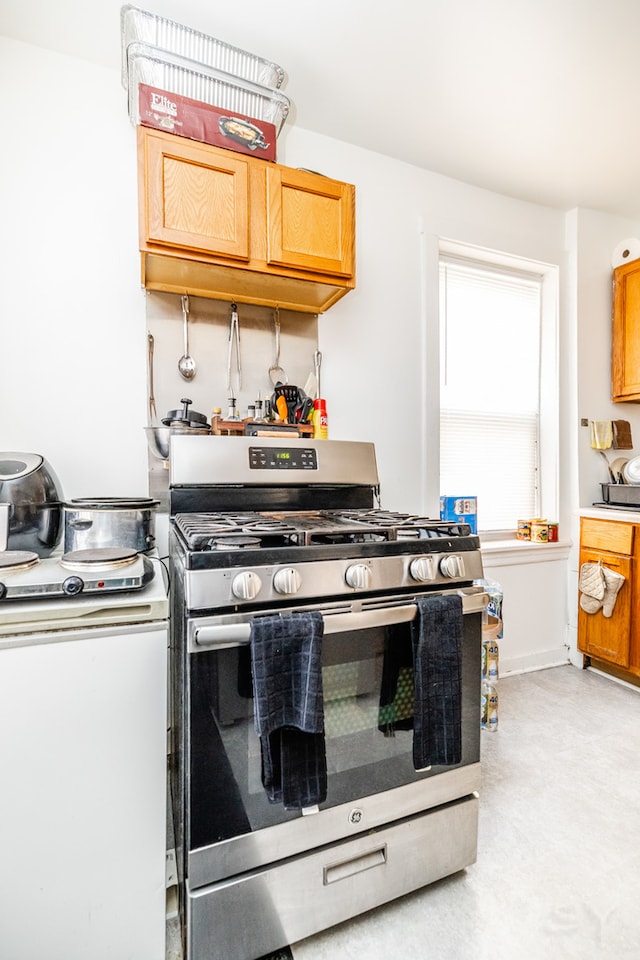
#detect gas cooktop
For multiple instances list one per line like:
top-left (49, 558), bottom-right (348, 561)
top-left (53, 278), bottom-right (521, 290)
top-left (0, 547), bottom-right (155, 601)
top-left (174, 510), bottom-right (474, 552)
top-left (171, 509), bottom-right (483, 610)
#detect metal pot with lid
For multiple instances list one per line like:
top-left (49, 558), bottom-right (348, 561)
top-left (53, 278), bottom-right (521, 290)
top-left (146, 398), bottom-right (211, 461)
top-left (63, 497), bottom-right (160, 554)
top-left (0, 452), bottom-right (64, 556)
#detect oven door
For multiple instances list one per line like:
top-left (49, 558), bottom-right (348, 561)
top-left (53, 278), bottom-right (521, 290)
top-left (184, 587), bottom-right (485, 888)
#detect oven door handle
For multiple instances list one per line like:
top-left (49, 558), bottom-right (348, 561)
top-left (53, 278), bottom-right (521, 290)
top-left (192, 590), bottom-right (487, 648)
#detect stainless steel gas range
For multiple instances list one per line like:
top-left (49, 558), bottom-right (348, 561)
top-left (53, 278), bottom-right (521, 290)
top-left (167, 436), bottom-right (487, 960)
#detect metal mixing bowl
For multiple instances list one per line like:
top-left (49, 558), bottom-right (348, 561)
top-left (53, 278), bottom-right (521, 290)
top-left (144, 427), bottom-right (171, 460)
top-left (145, 425), bottom-right (211, 460)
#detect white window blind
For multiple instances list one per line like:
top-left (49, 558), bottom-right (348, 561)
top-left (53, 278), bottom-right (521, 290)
top-left (439, 257), bottom-right (542, 531)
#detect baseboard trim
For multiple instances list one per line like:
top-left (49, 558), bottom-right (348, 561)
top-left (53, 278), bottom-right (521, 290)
top-left (500, 648), bottom-right (570, 677)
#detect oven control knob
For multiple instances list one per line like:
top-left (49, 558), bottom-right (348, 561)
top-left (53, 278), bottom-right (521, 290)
top-left (440, 555), bottom-right (465, 578)
top-left (273, 568), bottom-right (302, 595)
top-left (409, 557), bottom-right (435, 582)
top-left (231, 571), bottom-right (262, 600)
top-left (345, 563), bottom-right (372, 590)
top-left (63, 575), bottom-right (84, 596)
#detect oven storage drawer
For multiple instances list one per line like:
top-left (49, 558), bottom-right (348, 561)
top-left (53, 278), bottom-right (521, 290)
top-left (188, 794), bottom-right (478, 960)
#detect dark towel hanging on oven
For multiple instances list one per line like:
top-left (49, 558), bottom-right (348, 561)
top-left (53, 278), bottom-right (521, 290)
top-left (250, 611), bottom-right (327, 810)
top-left (378, 594), bottom-right (463, 768)
top-left (412, 594), bottom-right (463, 768)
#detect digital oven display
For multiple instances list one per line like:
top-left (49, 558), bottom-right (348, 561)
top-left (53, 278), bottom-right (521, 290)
top-left (249, 446), bottom-right (318, 470)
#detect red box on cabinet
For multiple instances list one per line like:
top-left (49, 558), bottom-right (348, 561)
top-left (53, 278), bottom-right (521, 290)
top-left (137, 83), bottom-right (277, 161)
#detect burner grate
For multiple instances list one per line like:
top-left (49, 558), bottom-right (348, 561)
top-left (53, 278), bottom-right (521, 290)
top-left (174, 509), bottom-right (474, 553)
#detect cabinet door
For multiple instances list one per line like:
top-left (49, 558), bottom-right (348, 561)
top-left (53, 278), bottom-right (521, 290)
top-left (141, 129), bottom-right (250, 260)
top-left (612, 258), bottom-right (640, 401)
top-left (266, 166), bottom-right (355, 278)
top-left (578, 549), bottom-right (632, 666)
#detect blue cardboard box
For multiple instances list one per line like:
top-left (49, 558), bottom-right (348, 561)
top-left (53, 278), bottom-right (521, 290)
top-left (440, 495), bottom-right (478, 534)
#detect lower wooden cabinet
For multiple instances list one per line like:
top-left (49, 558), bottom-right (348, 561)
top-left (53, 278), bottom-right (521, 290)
top-left (578, 517), bottom-right (640, 677)
top-left (578, 547), bottom-right (632, 666)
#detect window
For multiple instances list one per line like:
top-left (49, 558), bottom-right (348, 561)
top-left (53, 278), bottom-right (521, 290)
top-left (439, 244), bottom-right (558, 533)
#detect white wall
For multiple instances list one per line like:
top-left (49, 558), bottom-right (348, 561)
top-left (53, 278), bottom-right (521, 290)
top-left (276, 127), bottom-right (569, 516)
top-left (574, 208), bottom-right (640, 506)
top-left (0, 38), bottom-right (146, 498)
top-left (3, 33), bottom-right (625, 674)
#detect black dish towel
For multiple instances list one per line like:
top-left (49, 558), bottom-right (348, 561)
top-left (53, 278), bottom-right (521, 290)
top-left (412, 594), bottom-right (463, 769)
top-left (250, 612), bottom-right (326, 809)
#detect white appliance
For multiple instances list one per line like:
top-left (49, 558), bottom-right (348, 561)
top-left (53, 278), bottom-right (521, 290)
top-left (0, 557), bottom-right (169, 960)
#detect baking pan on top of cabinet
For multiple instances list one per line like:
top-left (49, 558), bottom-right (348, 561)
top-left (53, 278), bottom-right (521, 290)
top-left (126, 43), bottom-right (291, 132)
top-left (121, 4), bottom-right (286, 90)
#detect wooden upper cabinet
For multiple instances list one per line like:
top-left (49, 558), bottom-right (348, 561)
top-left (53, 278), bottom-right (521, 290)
top-left (266, 166), bottom-right (355, 277)
top-left (612, 257), bottom-right (640, 401)
top-left (144, 133), bottom-right (250, 260)
top-left (137, 127), bottom-right (356, 314)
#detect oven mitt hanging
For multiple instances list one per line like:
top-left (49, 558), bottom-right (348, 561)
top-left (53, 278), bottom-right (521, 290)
top-left (579, 561), bottom-right (606, 614)
top-left (579, 560), bottom-right (625, 617)
top-left (601, 565), bottom-right (625, 617)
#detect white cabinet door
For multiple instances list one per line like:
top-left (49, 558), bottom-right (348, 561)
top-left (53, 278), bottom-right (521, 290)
top-left (0, 623), bottom-right (168, 960)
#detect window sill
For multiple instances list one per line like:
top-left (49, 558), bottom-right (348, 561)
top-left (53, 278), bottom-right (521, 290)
top-left (480, 536), bottom-right (571, 565)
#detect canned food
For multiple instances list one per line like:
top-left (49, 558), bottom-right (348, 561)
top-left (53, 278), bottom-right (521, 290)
top-left (548, 522), bottom-right (559, 542)
top-left (531, 521), bottom-right (549, 543)
top-left (516, 520), bottom-right (531, 540)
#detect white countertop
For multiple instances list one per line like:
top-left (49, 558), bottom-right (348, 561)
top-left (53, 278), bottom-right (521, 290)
top-left (580, 505), bottom-right (640, 523)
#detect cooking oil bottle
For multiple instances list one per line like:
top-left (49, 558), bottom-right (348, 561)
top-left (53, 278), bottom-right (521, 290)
top-left (313, 398), bottom-right (328, 439)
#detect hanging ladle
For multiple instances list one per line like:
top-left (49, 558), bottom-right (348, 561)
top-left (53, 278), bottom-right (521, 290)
top-left (178, 294), bottom-right (196, 381)
top-left (268, 307), bottom-right (288, 385)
